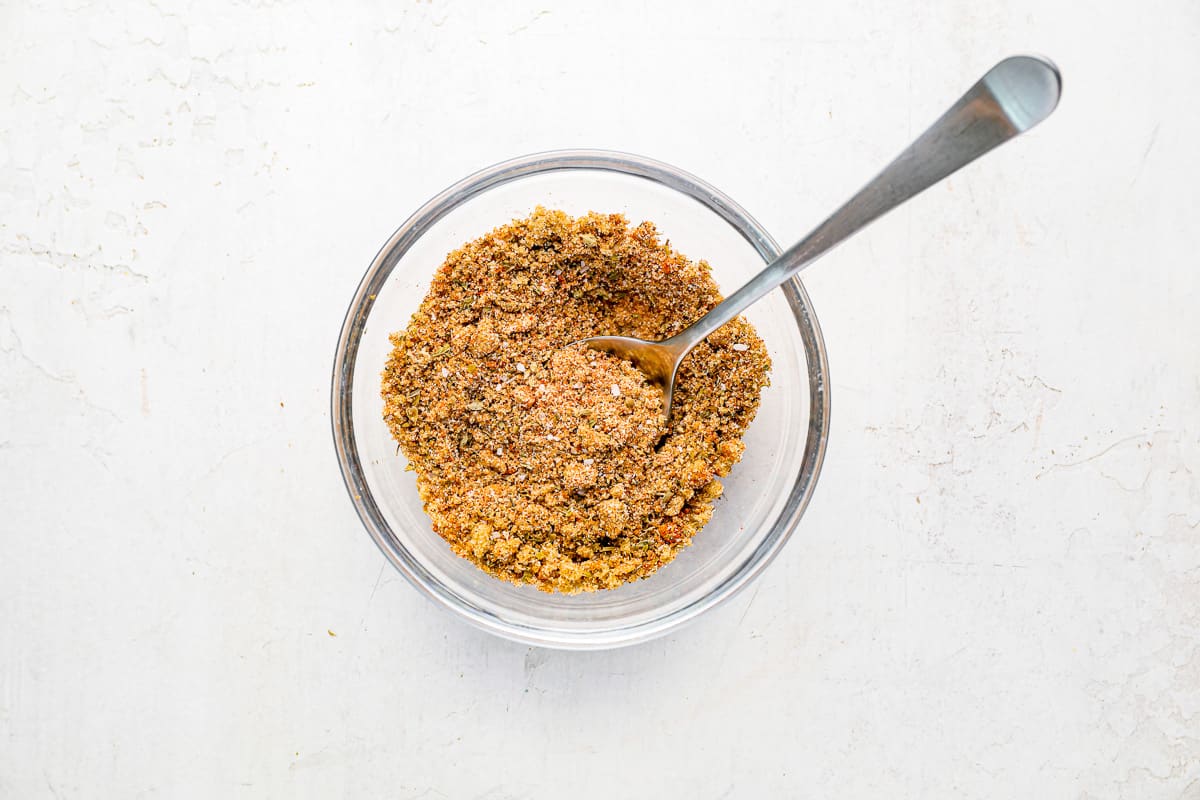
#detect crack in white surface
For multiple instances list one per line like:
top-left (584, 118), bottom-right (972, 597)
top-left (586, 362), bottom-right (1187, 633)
top-left (1035, 430), bottom-right (1176, 480)
top-left (4, 237), bottom-right (150, 283)
top-left (0, 308), bottom-right (123, 422)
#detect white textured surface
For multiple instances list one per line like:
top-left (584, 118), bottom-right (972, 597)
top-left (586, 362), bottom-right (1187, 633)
top-left (2, 1), bottom-right (1198, 797)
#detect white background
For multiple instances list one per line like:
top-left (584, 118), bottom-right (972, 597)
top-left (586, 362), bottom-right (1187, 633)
top-left (2, 1), bottom-right (1198, 797)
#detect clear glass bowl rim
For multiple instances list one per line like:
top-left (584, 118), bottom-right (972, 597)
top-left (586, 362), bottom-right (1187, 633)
top-left (330, 149), bottom-right (831, 649)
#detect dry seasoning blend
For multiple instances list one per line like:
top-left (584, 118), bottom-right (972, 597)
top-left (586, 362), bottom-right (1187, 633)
top-left (381, 208), bottom-right (770, 593)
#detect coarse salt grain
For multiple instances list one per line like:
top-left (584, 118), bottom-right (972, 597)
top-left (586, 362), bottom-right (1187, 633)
top-left (611, 384), bottom-right (621, 397)
top-left (440, 367), bottom-right (449, 377)
top-left (582, 458), bottom-right (594, 465)
top-left (731, 343), bottom-right (750, 352)
top-left (545, 434), bottom-right (559, 441)
top-left (516, 362), bottom-right (526, 373)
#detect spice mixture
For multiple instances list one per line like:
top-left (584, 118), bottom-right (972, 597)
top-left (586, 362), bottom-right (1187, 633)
top-left (381, 207), bottom-right (770, 593)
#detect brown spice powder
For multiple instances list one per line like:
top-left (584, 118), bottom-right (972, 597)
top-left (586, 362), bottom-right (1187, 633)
top-left (381, 207), bottom-right (770, 593)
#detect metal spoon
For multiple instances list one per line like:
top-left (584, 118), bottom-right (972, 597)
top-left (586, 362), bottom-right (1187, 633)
top-left (581, 55), bottom-right (1062, 422)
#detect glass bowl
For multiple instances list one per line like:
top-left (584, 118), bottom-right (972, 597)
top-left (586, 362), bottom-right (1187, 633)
top-left (331, 150), bottom-right (830, 649)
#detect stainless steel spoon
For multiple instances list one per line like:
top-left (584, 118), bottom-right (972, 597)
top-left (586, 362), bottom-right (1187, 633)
top-left (581, 55), bottom-right (1062, 422)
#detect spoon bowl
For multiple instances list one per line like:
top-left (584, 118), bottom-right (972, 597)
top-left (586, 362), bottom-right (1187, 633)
top-left (576, 333), bottom-right (688, 422)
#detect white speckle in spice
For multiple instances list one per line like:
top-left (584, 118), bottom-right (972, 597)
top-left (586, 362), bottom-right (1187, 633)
top-left (731, 343), bottom-right (750, 352)
top-left (583, 458), bottom-right (594, 465)
top-left (546, 434), bottom-right (559, 441)
top-left (440, 367), bottom-right (449, 377)
top-left (611, 384), bottom-right (621, 397)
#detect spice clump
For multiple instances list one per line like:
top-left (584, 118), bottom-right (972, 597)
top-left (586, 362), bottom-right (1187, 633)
top-left (381, 207), bottom-right (770, 593)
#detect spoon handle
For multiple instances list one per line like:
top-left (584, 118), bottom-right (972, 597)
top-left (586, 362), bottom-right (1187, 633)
top-left (667, 55), bottom-right (1062, 351)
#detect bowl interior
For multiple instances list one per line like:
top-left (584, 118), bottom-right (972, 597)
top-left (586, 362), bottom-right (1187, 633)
top-left (338, 157), bottom-right (825, 647)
